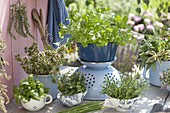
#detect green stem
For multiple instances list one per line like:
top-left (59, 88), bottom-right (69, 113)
top-left (58, 102), bottom-right (104, 113)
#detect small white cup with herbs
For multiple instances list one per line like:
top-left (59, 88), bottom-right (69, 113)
top-left (13, 74), bottom-right (52, 111)
top-left (57, 72), bottom-right (87, 107)
top-left (101, 65), bottom-right (148, 112)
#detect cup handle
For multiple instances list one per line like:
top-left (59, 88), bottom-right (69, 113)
top-left (103, 98), bottom-right (115, 108)
top-left (45, 94), bottom-right (53, 105)
top-left (143, 66), bottom-right (149, 80)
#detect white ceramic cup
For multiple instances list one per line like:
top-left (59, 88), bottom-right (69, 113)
top-left (21, 94), bottom-right (52, 111)
top-left (104, 97), bottom-right (139, 112)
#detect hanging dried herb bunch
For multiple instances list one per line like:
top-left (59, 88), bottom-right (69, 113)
top-left (8, 0), bottom-right (34, 39)
top-left (0, 38), bottom-right (11, 113)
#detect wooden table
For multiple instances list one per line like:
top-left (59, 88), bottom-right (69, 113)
top-left (2, 66), bottom-right (170, 113)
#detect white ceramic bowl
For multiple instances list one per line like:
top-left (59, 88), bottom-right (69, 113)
top-left (21, 94), bottom-right (52, 111)
top-left (58, 91), bottom-right (87, 107)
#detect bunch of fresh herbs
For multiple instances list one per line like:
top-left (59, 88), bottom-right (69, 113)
top-left (138, 26), bottom-right (170, 70)
top-left (13, 74), bottom-right (49, 105)
top-left (8, 0), bottom-right (34, 39)
top-left (59, 7), bottom-right (135, 47)
top-left (101, 69), bottom-right (148, 100)
top-left (15, 42), bottom-right (67, 76)
top-left (58, 72), bottom-right (86, 96)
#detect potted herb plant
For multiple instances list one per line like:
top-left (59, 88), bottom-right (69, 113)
top-left (57, 72), bottom-right (87, 107)
top-left (0, 38), bottom-right (11, 113)
top-left (15, 42), bottom-right (68, 99)
top-left (138, 26), bottom-right (170, 86)
top-left (101, 65), bottom-right (148, 112)
top-left (59, 7), bottom-right (135, 62)
top-left (13, 74), bottom-right (52, 111)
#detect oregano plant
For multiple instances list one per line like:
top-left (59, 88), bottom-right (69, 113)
top-left (15, 42), bottom-right (67, 76)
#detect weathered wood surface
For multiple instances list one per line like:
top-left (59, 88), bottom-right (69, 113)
top-left (2, 66), bottom-right (170, 113)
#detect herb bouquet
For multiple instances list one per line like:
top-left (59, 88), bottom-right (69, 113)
top-left (101, 65), bottom-right (148, 112)
top-left (58, 72), bottom-right (87, 107)
top-left (13, 74), bottom-right (52, 111)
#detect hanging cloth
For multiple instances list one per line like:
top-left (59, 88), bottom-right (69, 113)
top-left (47, 0), bottom-right (70, 49)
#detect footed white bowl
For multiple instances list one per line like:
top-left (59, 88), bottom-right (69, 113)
top-left (104, 97), bottom-right (139, 112)
top-left (58, 91), bottom-right (87, 107)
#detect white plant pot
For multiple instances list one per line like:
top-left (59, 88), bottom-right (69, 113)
top-left (143, 61), bottom-right (170, 87)
top-left (104, 97), bottom-right (139, 112)
top-left (58, 91), bottom-right (87, 107)
top-left (21, 94), bottom-right (52, 111)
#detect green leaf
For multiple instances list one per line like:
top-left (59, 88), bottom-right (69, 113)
top-left (135, 7), bottom-right (141, 14)
top-left (114, 15), bottom-right (121, 22)
top-left (21, 81), bottom-right (29, 85)
top-left (142, 3), bottom-right (148, 10)
top-left (122, 16), bottom-right (128, 23)
top-left (156, 8), bottom-right (161, 17)
top-left (143, 0), bottom-right (150, 6)
top-left (106, 28), bottom-right (113, 32)
top-left (137, 0), bottom-right (141, 4)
